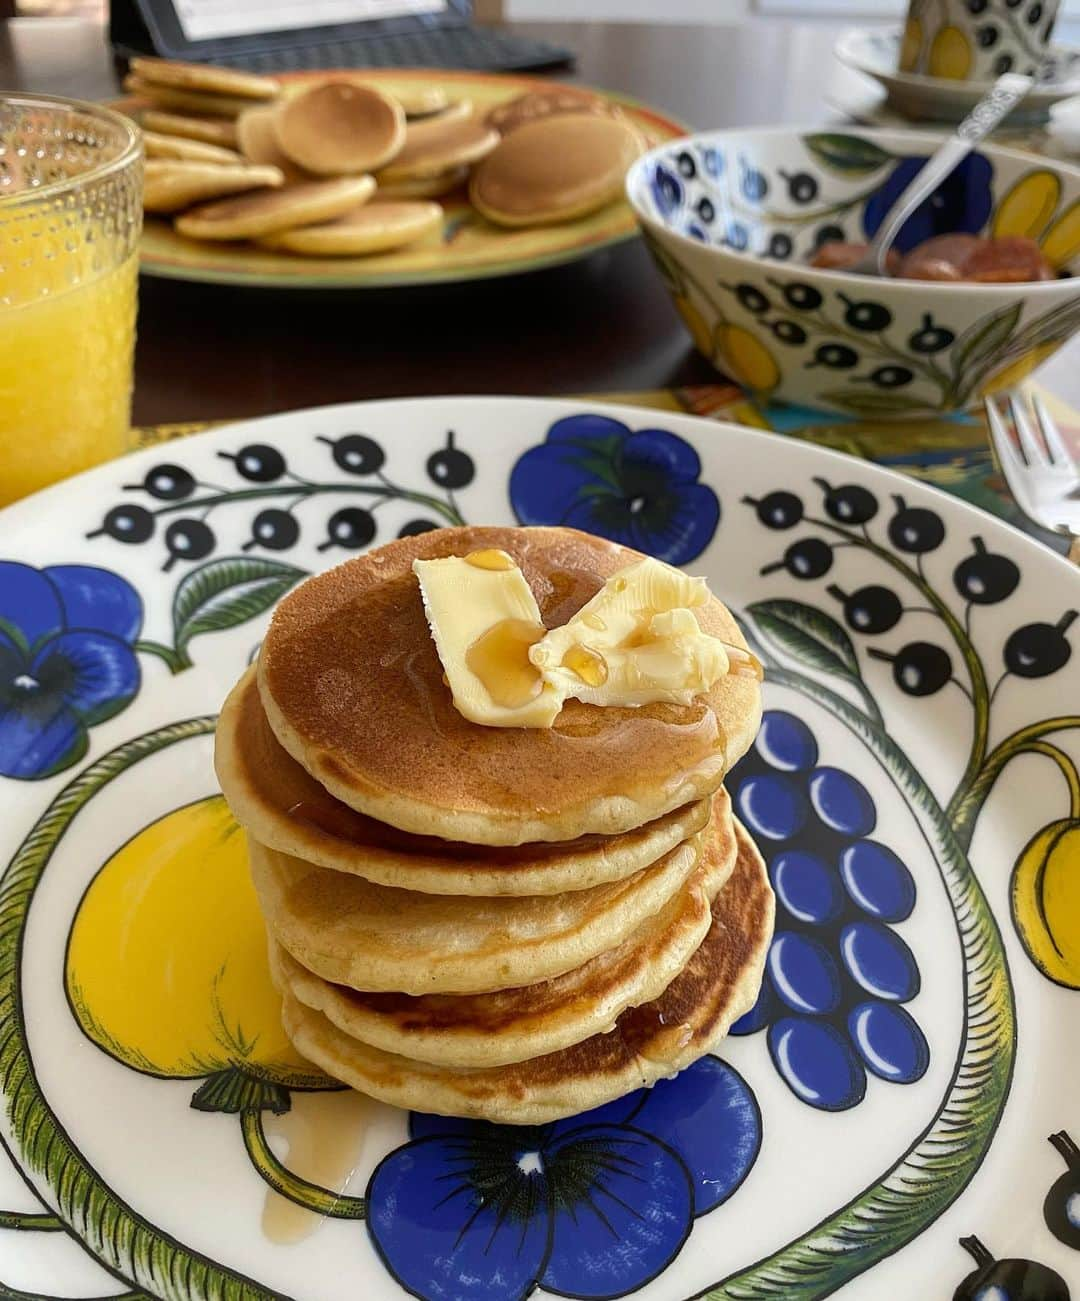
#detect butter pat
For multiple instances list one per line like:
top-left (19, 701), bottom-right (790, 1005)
top-left (530, 557), bottom-right (730, 707)
top-left (413, 551), bottom-right (561, 728)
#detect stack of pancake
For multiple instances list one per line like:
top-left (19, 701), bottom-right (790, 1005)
top-left (216, 525), bottom-right (774, 1124)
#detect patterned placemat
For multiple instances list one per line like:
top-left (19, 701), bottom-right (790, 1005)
top-left (132, 382), bottom-right (1078, 560)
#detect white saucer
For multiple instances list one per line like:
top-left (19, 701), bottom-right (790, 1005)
top-left (835, 27), bottom-right (1080, 123)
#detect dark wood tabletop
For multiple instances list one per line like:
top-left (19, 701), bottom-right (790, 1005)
top-left (0, 16), bottom-right (958, 424)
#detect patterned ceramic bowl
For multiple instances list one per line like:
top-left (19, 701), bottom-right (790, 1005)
top-left (626, 127), bottom-right (1080, 417)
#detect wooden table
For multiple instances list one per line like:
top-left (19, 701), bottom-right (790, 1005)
top-left (2, 15), bottom-right (1077, 426)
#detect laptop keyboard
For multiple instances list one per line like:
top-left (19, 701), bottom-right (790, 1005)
top-left (212, 27), bottom-right (572, 73)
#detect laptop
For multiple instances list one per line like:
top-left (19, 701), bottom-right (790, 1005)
top-left (110, 0), bottom-right (575, 74)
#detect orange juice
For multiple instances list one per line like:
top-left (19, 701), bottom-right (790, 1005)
top-left (0, 253), bottom-right (137, 504)
top-left (0, 94), bottom-right (142, 507)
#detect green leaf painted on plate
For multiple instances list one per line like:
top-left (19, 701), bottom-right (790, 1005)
top-left (818, 390), bottom-right (935, 417)
top-left (172, 556), bottom-right (308, 659)
top-left (950, 301), bottom-right (1022, 379)
top-left (803, 133), bottom-right (894, 174)
top-left (746, 598), bottom-right (860, 679)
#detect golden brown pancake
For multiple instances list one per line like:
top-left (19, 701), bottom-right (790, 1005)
top-left (130, 57), bottom-right (278, 102)
top-left (143, 131), bottom-right (243, 164)
top-left (273, 793), bottom-right (734, 1067)
top-left (278, 817), bottom-right (774, 1123)
top-left (274, 82), bottom-right (405, 176)
top-left (375, 114), bottom-right (498, 183)
top-left (143, 160), bottom-right (283, 214)
top-left (256, 200), bottom-right (442, 257)
top-left (257, 526), bottom-right (761, 845)
top-left (175, 176), bottom-right (375, 241)
top-left (250, 828), bottom-right (703, 995)
top-left (124, 75), bottom-right (253, 119)
top-left (216, 664), bottom-right (715, 895)
top-left (485, 87), bottom-right (621, 136)
top-left (235, 107), bottom-right (312, 185)
top-left (470, 113), bottom-right (643, 228)
top-left (374, 168), bottom-right (467, 199)
top-left (141, 110), bottom-right (238, 148)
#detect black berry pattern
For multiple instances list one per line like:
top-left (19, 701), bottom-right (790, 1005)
top-left (88, 429), bottom-right (469, 568)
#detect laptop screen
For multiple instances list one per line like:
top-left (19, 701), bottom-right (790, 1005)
top-left (174, 0), bottom-right (446, 42)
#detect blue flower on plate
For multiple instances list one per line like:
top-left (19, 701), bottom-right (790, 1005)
top-left (0, 563), bottom-right (142, 780)
top-left (366, 1056), bottom-right (760, 1301)
top-left (509, 414), bottom-right (721, 565)
top-left (649, 163), bottom-right (683, 218)
top-left (862, 153), bottom-right (993, 253)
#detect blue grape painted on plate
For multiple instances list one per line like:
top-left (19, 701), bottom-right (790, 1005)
top-left (731, 709), bottom-right (929, 1111)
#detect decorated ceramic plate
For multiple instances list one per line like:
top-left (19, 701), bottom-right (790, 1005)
top-left (0, 397), bottom-right (1077, 1301)
top-left (118, 71), bottom-right (684, 289)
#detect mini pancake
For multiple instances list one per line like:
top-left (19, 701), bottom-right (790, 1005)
top-left (257, 526), bottom-right (762, 845)
top-left (374, 167), bottom-right (467, 198)
top-left (141, 110), bottom-right (238, 148)
top-left (123, 75), bottom-right (253, 119)
top-left (485, 87), bottom-right (620, 135)
top-left (249, 828), bottom-right (703, 995)
top-left (144, 161), bottom-right (283, 214)
top-left (215, 664), bottom-right (716, 895)
top-left (143, 131), bottom-right (243, 164)
top-left (175, 176), bottom-right (375, 241)
top-left (470, 113), bottom-right (643, 228)
top-left (130, 57), bottom-right (278, 102)
top-left (273, 793), bottom-right (735, 1068)
top-left (236, 107), bottom-right (312, 185)
top-left (274, 82), bottom-right (405, 176)
top-left (349, 80), bottom-right (449, 118)
top-left (375, 114), bottom-right (498, 183)
top-left (278, 818), bottom-right (774, 1124)
top-left (256, 200), bottom-right (441, 257)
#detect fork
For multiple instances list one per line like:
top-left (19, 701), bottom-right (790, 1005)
top-left (985, 392), bottom-right (1080, 566)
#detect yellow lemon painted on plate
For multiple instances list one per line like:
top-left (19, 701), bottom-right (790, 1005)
top-left (1040, 198), bottom-right (1080, 268)
top-left (716, 324), bottom-right (780, 391)
top-left (900, 16), bottom-right (924, 71)
top-left (979, 342), bottom-right (1064, 395)
top-left (992, 171), bottom-right (1062, 241)
top-left (1011, 819), bottom-right (1080, 989)
top-left (66, 796), bottom-right (329, 1111)
top-left (674, 295), bottom-right (714, 356)
top-left (928, 26), bottom-right (972, 80)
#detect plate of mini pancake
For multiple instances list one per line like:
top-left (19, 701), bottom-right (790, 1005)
top-left (116, 63), bottom-right (686, 288)
top-left (0, 396), bottom-right (1076, 1300)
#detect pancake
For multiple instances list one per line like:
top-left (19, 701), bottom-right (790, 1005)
top-left (144, 161), bottom-right (283, 214)
top-left (485, 87), bottom-right (621, 136)
top-left (236, 107), bottom-right (312, 185)
top-left (273, 792), bottom-right (734, 1067)
top-left (130, 57), bottom-right (278, 102)
top-left (123, 75), bottom-right (253, 119)
top-left (352, 80), bottom-right (449, 119)
top-left (141, 110), bottom-right (238, 148)
top-left (257, 526), bottom-right (761, 845)
top-left (143, 132), bottom-right (243, 164)
top-left (216, 665), bottom-right (715, 895)
top-left (256, 201), bottom-right (442, 257)
top-left (470, 113), bottom-right (643, 228)
top-left (250, 826), bottom-right (702, 995)
top-left (374, 114), bottom-right (498, 184)
top-left (175, 177), bottom-right (375, 241)
top-left (278, 817), bottom-right (774, 1124)
top-left (373, 168), bottom-right (467, 199)
top-left (273, 82), bottom-right (405, 176)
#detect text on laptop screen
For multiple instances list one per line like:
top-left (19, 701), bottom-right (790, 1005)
top-left (174, 0), bottom-right (446, 42)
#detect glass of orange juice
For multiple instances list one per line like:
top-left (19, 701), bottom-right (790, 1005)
top-left (0, 95), bottom-right (142, 506)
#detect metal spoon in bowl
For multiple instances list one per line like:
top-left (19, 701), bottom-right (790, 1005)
top-left (848, 73), bottom-right (1035, 277)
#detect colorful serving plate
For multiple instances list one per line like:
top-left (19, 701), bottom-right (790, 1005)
top-left (0, 397), bottom-right (1076, 1300)
top-left (119, 71), bottom-right (685, 289)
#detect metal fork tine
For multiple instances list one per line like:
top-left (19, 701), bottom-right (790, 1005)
top-left (1008, 393), bottom-right (1048, 467)
top-left (987, 396), bottom-right (1025, 473)
top-left (1031, 393), bottom-right (1078, 470)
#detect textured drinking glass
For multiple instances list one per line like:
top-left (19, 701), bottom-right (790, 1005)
top-left (900, 0), bottom-right (1061, 81)
top-left (0, 95), bottom-right (142, 506)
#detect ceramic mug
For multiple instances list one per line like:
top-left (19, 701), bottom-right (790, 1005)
top-left (900, 0), bottom-right (1061, 80)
